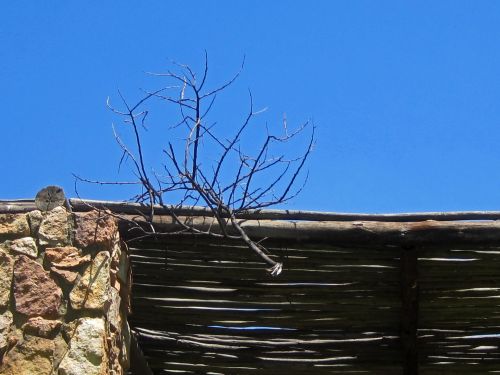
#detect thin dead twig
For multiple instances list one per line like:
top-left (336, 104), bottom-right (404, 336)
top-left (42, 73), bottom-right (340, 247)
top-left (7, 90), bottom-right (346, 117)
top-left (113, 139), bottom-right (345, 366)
top-left (76, 55), bottom-right (314, 275)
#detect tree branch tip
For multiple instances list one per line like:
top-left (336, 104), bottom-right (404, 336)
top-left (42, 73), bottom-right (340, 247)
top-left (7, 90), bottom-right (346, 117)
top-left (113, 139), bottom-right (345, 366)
top-left (268, 262), bottom-right (283, 277)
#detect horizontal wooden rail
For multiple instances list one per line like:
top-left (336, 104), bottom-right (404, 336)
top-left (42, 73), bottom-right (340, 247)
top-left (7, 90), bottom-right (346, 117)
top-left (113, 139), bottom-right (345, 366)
top-left (118, 214), bottom-right (500, 247)
top-left (2, 198), bottom-right (500, 223)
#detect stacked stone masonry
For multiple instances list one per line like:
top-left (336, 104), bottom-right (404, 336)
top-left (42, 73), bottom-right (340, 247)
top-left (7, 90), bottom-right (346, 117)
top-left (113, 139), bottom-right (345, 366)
top-left (0, 207), bottom-right (130, 375)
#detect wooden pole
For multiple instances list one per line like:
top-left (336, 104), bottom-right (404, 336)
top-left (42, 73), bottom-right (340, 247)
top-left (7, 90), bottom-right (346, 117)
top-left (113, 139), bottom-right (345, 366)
top-left (68, 199), bottom-right (500, 222)
top-left (5, 198), bottom-right (500, 223)
top-left (117, 213), bottom-right (500, 247)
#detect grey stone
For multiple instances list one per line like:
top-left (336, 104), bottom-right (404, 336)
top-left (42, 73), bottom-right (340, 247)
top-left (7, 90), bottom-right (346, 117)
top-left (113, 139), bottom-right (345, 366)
top-left (0, 248), bottom-right (14, 308)
top-left (8, 237), bottom-right (38, 258)
top-left (38, 207), bottom-right (70, 246)
top-left (58, 318), bottom-right (105, 375)
top-left (27, 210), bottom-right (43, 236)
top-left (0, 310), bottom-right (13, 352)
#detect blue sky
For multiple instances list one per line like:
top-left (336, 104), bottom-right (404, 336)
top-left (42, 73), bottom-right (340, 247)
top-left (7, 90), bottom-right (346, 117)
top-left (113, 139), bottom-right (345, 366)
top-left (1, 2), bottom-right (500, 213)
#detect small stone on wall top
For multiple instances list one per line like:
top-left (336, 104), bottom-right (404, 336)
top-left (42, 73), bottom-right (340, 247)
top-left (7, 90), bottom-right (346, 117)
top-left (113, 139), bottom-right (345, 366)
top-left (35, 185), bottom-right (66, 211)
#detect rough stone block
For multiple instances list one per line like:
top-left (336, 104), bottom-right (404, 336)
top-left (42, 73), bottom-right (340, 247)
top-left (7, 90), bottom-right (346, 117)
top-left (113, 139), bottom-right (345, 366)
top-left (74, 210), bottom-right (117, 250)
top-left (13, 255), bottom-right (62, 318)
top-left (38, 207), bottom-right (70, 246)
top-left (0, 335), bottom-right (55, 375)
top-left (7, 237), bottom-right (38, 258)
top-left (0, 310), bottom-right (13, 353)
top-left (58, 318), bottom-right (106, 375)
top-left (45, 246), bottom-right (91, 269)
top-left (0, 214), bottom-right (30, 238)
top-left (27, 210), bottom-right (43, 236)
top-left (107, 287), bottom-right (122, 331)
top-left (70, 251), bottom-right (110, 311)
top-left (22, 317), bottom-right (62, 338)
top-left (0, 248), bottom-right (14, 308)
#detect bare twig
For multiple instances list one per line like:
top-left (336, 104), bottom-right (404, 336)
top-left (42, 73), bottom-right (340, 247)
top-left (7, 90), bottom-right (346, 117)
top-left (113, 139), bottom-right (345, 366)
top-left (76, 54), bottom-right (314, 275)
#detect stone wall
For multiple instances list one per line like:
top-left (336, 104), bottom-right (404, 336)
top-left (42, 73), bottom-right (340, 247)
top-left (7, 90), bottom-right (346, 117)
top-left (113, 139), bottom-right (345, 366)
top-left (0, 207), bottom-right (130, 375)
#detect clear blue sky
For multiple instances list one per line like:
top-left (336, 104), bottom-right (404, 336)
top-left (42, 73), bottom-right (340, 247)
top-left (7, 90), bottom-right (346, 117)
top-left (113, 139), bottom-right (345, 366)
top-left (1, 1), bottom-right (500, 213)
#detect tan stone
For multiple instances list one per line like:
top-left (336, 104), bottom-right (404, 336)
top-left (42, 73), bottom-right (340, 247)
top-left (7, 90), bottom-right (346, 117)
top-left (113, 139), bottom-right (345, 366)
top-left (116, 244), bottom-right (129, 285)
top-left (0, 214), bottom-right (30, 238)
top-left (45, 246), bottom-right (91, 269)
top-left (70, 251), bottom-right (110, 311)
top-left (106, 288), bottom-right (125, 375)
top-left (0, 248), bottom-right (14, 308)
top-left (38, 207), bottom-right (70, 246)
top-left (1, 335), bottom-right (55, 375)
top-left (61, 320), bottom-right (77, 343)
top-left (53, 334), bottom-right (68, 371)
top-left (7, 237), bottom-right (38, 258)
top-left (27, 210), bottom-right (43, 236)
top-left (22, 317), bottom-right (62, 338)
top-left (58, 318), bottom-right (106, 375)
top-left (14, 255), bottom-right (62, 318)
top-left (0, 310), bottom-right (13, 352)
top-left (106, 334), bottom-right (121, 375)
top-left (110, 236), bottom-right (128, 285)
top-left (74, 210), bottom-right (117, 250)
top-left (107, 287), bottom-right (122, 331)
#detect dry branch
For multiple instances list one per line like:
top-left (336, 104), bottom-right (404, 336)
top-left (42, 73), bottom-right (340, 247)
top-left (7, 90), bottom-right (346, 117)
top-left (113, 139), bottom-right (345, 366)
top-left (74, 55), bottom-right (315, 275)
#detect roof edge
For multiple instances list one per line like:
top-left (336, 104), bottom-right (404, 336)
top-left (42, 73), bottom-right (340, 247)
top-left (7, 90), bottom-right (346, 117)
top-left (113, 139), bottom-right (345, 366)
top-left (1, 198), bottom-right (500, 223)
